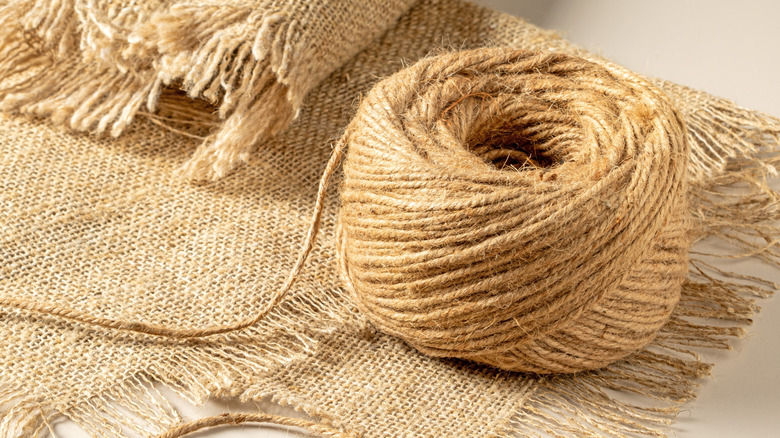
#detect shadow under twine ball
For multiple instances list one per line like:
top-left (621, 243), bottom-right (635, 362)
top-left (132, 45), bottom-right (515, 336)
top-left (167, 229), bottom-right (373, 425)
top-left (336, 48), bottom-right (693, 374)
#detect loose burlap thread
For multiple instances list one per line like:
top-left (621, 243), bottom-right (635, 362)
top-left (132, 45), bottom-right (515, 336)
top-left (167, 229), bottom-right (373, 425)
top-left (1, 0), bottom-right (780, 437)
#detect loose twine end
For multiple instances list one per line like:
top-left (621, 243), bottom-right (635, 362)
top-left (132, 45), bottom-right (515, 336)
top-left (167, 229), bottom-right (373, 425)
top-left (0, 138), bottom-right (347, 339)
top-left (157, 412), bottom-right (355, 438)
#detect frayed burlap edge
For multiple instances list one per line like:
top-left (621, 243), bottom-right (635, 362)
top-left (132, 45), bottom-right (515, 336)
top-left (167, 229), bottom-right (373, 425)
top-left (0, 0), bottom-right (414, 181)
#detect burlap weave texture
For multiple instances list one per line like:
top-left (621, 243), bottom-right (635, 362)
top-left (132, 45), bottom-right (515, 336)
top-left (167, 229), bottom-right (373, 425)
top-left (1, 1), bottom-right (779, 437)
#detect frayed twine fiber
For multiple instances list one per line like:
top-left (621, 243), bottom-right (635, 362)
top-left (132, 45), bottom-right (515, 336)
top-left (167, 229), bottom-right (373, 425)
top-left (338, 48), bottom-right (692, 373)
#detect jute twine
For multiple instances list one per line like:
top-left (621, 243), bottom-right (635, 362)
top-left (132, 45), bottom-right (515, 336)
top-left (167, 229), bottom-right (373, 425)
top-left (338, 49), bottom-right (693, 373)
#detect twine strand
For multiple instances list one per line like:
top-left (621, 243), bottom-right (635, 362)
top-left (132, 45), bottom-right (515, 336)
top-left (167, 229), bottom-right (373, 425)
top-left (0, 139), bottom-right (346, 338)
top-left (157, 413), bottom-right (354, 438)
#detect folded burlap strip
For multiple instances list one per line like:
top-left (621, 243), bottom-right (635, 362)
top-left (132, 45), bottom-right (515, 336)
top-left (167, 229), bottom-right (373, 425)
top-left (338, 48), bottom-right (692, 373)
top-left (0, 0), bottom-right (416, 181)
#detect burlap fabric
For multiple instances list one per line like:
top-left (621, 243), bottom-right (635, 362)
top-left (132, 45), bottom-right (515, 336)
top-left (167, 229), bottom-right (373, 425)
top-left (1, 0), bottom-right (779, 437)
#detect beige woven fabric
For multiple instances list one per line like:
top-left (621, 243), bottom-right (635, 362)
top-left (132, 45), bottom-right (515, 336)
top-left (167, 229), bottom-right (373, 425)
top-left (1, 0), bottom-right (779, 437)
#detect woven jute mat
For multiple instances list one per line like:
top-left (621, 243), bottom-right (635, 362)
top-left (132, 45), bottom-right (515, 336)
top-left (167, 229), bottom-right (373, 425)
top-left (1, 1), bottom-right (779, 436)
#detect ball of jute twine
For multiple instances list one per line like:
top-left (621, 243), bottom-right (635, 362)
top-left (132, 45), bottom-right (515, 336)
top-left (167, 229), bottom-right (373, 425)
top-left (336, 48), bottom-right (692, 373)
top-left (0, 49), bottom-right (692, 376)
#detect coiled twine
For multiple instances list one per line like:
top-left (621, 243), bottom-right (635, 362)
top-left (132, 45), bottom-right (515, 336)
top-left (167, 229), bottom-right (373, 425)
top-left (337, 49), bottom-right (692, 374)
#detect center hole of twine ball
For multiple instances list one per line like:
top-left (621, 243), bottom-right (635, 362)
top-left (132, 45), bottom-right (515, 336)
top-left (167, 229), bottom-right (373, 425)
top-left (472, 137), bottom-right (557, 170)
top-left (450, 92), bottom-right (575, 173)
top-left (467, 122), bottom-right (564, 172)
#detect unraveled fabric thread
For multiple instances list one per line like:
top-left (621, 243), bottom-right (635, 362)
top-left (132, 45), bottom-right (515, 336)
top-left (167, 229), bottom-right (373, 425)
top-left (338, 49), bottom-right (692, 373)
top-left (155, 413), bottom-right (354, 438)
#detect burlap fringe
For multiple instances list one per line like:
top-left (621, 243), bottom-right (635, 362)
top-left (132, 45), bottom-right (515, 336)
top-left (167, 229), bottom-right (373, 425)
top-left (0, 330), bottom-right (326, 437)
top-left (504, 91), bottom-right (780, 437)
top-left (0, 269), bottom-right (351, 437)
top-left (0, 1), bottom-right (304, 181)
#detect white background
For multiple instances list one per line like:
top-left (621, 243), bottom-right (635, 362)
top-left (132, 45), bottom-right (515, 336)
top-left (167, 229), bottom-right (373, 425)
top-left (55, 1), bottom-right (780, 437)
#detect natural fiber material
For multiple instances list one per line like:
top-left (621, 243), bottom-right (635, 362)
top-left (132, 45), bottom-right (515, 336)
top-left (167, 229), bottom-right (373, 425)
top-left (0, 0), bottom-right (416, 181)
top-left (339, 49), bottom-right (691, 373)
top-left (156, 413), bottom-right (354, 438)
top-left (1, 0), bottom-right (779, 437)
